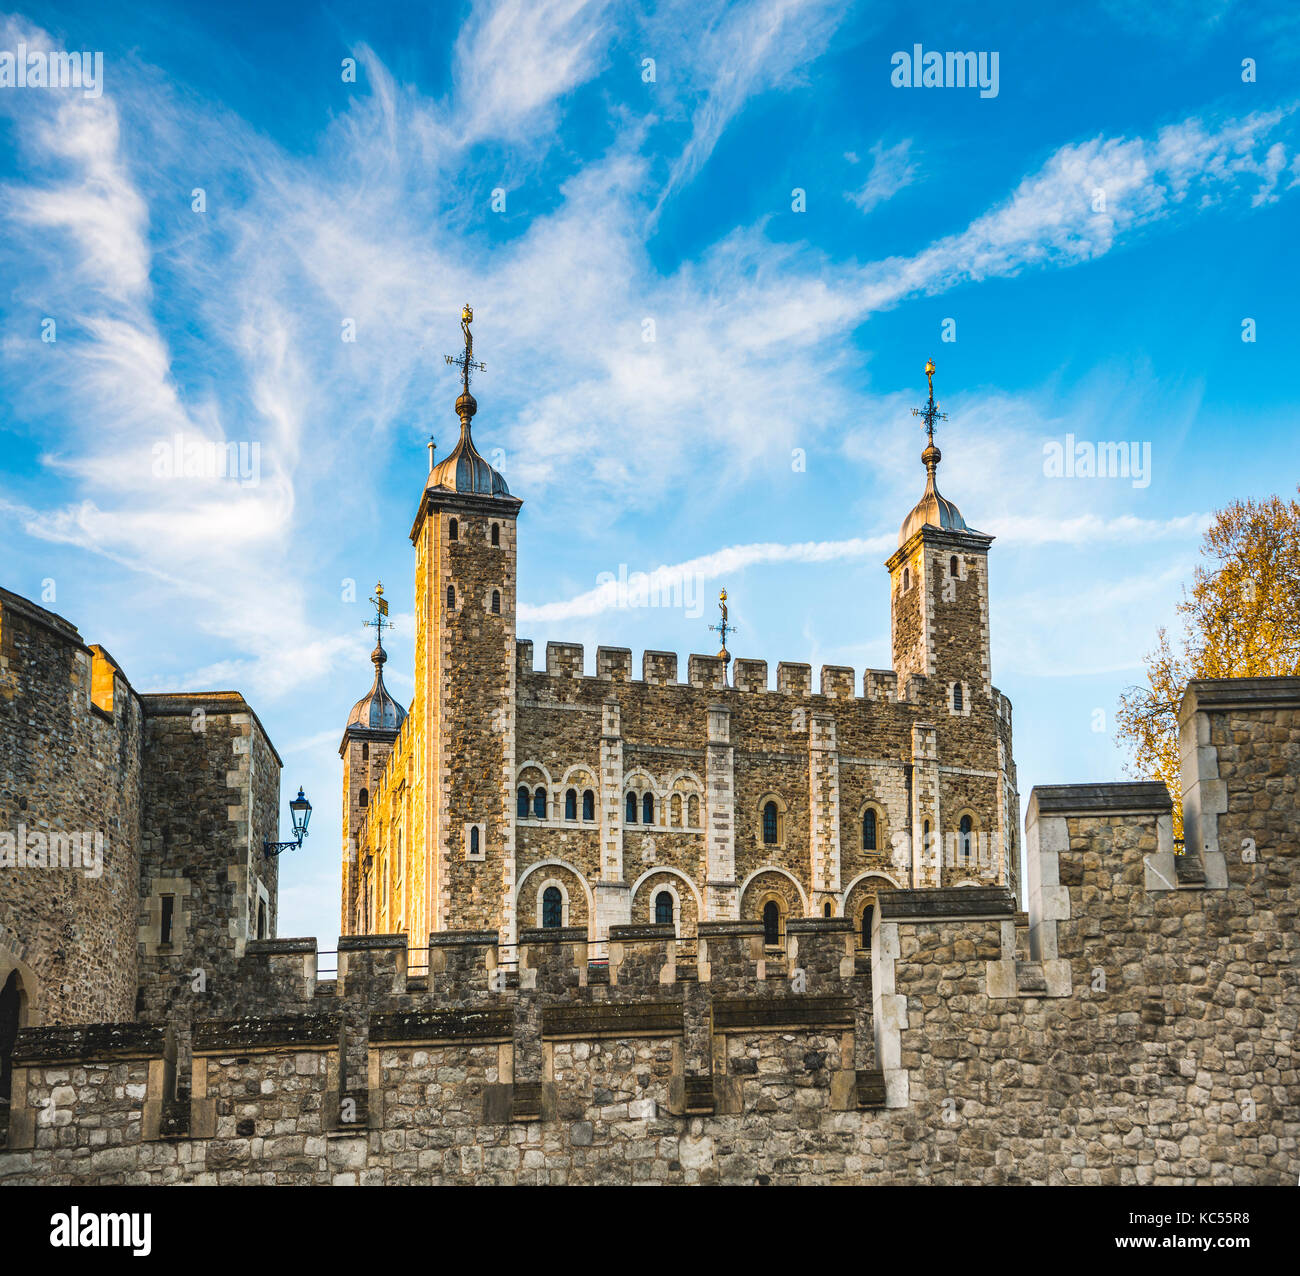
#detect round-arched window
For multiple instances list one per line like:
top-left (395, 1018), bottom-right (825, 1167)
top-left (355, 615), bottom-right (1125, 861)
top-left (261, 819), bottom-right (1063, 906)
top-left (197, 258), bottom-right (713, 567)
top-left (655, 891), bottom-right (673, 926)
top-left (542, 886), bottom-right (563, 929)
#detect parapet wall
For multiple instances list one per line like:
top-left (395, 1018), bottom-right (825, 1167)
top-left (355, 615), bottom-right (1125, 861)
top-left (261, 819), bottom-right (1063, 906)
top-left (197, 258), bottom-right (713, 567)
top-left (2, 676), bottom-right (1294, 1184)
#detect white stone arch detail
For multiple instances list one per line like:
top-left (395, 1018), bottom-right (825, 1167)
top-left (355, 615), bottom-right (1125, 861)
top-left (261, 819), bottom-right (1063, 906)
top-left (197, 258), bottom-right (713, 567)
top-left (516, 760), bottom-right (555, 787)
top-left (664, 768), bottom-right (704, 794)
top-left (623, 766), bottom-right (659, 793)
top-left (516, 859), bottom-right (595, 919)
top-left (737, 865), bottom-right (809, 914)
top-left (559, 763), bottom-right (598, 791)
top-left (629, 865), bottom-right (703, 914)
top-left (842, 867), bottom-right (906, 900)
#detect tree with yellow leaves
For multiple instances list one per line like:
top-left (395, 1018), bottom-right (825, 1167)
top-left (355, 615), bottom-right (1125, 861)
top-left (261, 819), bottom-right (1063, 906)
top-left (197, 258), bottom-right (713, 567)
top-left (1115, 487), bottom-right (1300, 836)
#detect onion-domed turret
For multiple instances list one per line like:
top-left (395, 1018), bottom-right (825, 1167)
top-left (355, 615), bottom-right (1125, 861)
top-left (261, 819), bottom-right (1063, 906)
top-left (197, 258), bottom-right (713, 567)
top-left (898, 358), bottom-right (975, 546)
top-left (346, 641), bottom-right (407, 733)
top-left (426, 304), bottom-right (510, 497)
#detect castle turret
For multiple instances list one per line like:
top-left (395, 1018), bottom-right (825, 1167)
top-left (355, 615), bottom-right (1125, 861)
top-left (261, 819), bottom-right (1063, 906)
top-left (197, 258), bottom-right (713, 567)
top-left (885, 361), bottom-right (1008, 888)
top-left (410, 305), bottom-right (523, 938)
top-left (339, 586), bottom-right (406, 934)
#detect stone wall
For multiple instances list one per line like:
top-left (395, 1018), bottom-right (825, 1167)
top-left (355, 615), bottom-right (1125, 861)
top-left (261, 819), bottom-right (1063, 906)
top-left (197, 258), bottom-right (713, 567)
top-left (0, 589), bottom-right (142, 1026)
top-left (2, 675), bottom-right (1293, 1185)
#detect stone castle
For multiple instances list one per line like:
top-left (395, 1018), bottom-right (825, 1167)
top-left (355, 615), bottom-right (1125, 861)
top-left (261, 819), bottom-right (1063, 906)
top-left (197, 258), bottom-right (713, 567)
top-left (0, 331), bottom-right (1294, 1184)
top-left (340, 332), bottom-right (1019, 957)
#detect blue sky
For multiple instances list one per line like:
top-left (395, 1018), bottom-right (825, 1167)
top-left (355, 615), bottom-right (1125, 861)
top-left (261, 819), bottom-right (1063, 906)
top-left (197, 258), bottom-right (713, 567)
top-left (2, 0), bottom-right (1297, 941)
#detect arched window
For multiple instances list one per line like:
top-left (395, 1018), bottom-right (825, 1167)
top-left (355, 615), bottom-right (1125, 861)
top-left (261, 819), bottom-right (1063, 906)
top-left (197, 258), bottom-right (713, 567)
top-left (446, 585), bottom-right (455, 609)
top-left (491, 589), bottom-right (501, 614)
top-left (361, 742), bottom-right (369, 761)
top-left (542, 886), bottom-right (563, 929)
top-left (823, 901), bottom-right (832, 917)
top-left (358, 788), bottom-right (368, 808)
top-left (491, 523), bottom-right (500, 546)
top-left (687, 794), bottom-right (700, 827)
top-left (625, 792), bottom-right (637, 823)
top-left (762, 801), bottom-right (778, 845)
top-left (902, 567), bottom-right (911, 591)
top-left (960, 814), bottom-right (973, 858)
top-left (449, 518), bottom-right (458, 541)
top-left (924, 819), bottom-right (931, 850)
top-left (950, 555), bottom-right (959, 577)
top-left (863, 807), bottom-right (878, 851)
top-left (532, 787), bottom-right (546, 819)
top-left (257, 898), bottom-right (267, 939)
top-left (517, 786), bottom-right (530, 818)
top-left (655, 891), bottom-right (674, 926)
top-left (565, 788), bottom-right (577, 820)
top-left (762, 900), bottom-right (781, 947)
top-left (642, 792), bottom-right (654, 825)
top-left (582, 790), bottom-right (595, 821)
top-left (469, 826), bottom-right (480, 856)
top-left (671, 794), bottom-right (683, 827)
top-left (861, 904), bottom-right (874, 948)
top-left (953, 682), bottom-right (963, 712)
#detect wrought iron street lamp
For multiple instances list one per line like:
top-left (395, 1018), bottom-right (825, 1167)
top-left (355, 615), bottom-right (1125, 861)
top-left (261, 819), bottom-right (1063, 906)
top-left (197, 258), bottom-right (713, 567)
top-left (264, 786), bottom-right (312, 857)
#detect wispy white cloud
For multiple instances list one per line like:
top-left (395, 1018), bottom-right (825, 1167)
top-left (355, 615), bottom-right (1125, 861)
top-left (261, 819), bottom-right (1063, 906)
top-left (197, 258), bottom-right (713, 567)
top-left (847, 139), bottom-right (919, 213)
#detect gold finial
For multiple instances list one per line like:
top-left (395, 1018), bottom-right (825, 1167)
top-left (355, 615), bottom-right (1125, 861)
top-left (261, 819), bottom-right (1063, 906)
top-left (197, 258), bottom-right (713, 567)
top-left (710, 589), bottom-right (735, 668)
top-left (445, 303), bottom-right (485, 412)
top-left (912, 357), bottom-right (947, 453)
top-left (364, 581), bottom-right (392, 654)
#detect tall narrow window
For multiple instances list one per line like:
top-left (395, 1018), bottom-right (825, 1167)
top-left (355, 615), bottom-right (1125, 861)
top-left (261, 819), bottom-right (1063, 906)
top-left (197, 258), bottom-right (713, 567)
top-left (517, 786), bottom-right (530, 818)
top-left (924, 819), bottom-right (931, 851)
top-left (861, 904), bottom-right (874, 948)
top-left (823, 901), bottom-right (832, 917)
top-left (446, 585), bottom-right (455, 609)
top-left (655, 891), bottom-right (673, 926)
top-left (953, 682), bottom-right (963, 712)
top-left (863, 808), bottom-right (878, 851)
top-left (687, 794), bottom-right (700, 827)
top-left (257, 899), bottom-right (267, 940)
top-left (671, 794), bottom-right (683, 827)
top-left (361, 742), bottom-right (369, 761)
top-left (469, 826), bottom-right (480, 857)
top-left (491, 590), bottom-right (501, 614)
top-left (763, 900), bottom-right (781, 947)
top-left (902, 567), bottom-right (911, 591)
top-left (582, 790), bottom-right (595, 821)
top-left (160, 895), bottom-right (175, 946)
top-left (449, 518), bottom-right (458, 541)
top-left (625, 792), bottom-right (637, 823)
top-left (565, 788), bottom-right (577, 820)
top-left (950, 555), bottom-right (959, 577)
top-left (642, 792), bottom-right (654, 825)
top-left (358, 788), bottom-right (368, 809)
top-left (960, 814), bottom-right (973, 858)
top-left (542, 886), bottom-right (563, 929)
top-left (532, 787), bottom-right (546, 819)
top-left (491, 523), bottom-right (500, 546)
top-left (762, 801), bottom-right (778, 845)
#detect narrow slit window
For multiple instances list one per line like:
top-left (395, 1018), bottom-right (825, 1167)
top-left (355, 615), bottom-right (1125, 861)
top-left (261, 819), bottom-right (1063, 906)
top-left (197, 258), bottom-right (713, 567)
top-left (762, 801), bottom-right (778, 845)
top-left (863, 808), bottom-right (877, 851)
top-left (160, 895), bottom-right (175, 946)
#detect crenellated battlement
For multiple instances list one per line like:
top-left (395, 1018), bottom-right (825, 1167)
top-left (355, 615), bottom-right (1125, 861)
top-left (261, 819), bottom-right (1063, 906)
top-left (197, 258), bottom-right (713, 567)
top-left (515, 639), bottom-right (950, 707)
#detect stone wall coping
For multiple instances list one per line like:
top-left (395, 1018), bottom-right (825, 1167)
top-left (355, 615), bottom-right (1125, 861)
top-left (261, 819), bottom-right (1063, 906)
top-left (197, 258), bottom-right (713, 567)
top-left (519, 927), bottom-right (588, 944)
top-left (1028, 782), bottom-right (1172, 821)
top-left (608, 923), bottom-right (676, 942)
top-left (877, 886), bottom-right (1016, 921)
top-left (370, 1007), bottom-right (513, 1045)
top-left (246, 937), bottom-right (317, 956)
top-left (338, 933), bottom-right (408, 952)
top-left (10, 1022), bottom-right (168, 1066)
top-left (786, 918), bottom-right (855, 935)
top-left (426, 930), bottom-right (499, 948)
top-left (697, 921), bottom-right (765, 937)
top-left (1179, 676), bottom-right (1300, 721)
top-left (193, 1013), bottom-right (341, 1055)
